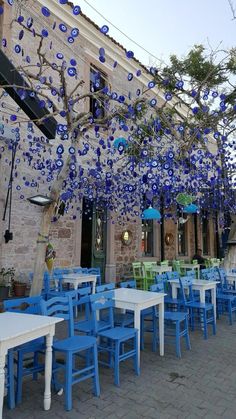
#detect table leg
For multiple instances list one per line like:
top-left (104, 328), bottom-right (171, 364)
top-left (44, 333), bottom-right (53, 411)
top-left (134, 308), bottom-right (141, 370)
top-left (211, 286), bottom-right (217, 321)
top-left (0, 353), bottom-right (6, 419)
top-left (159, 301), bottom-right (164, 356)
top-left (199, 288), bottom-right (205, 304)
top-left (197, 267), bottom-right (200, 279)
top-left (171, 284), bottom-right (178, 299)
top-left (92, 280), bottom-right (96, 294)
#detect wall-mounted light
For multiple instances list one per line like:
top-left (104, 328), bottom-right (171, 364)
top-left (27, 194), bottom-right (54, 206)
top-left (121, 230), bottom-right (132, 245)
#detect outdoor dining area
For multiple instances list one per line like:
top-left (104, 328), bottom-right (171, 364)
top-left (0, 261), bottom-right (235, 418)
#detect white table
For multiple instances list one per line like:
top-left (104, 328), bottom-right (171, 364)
top-left (226, 273), bottom-right (236, 288)
top-left (152, 266), bottom-right (172, 274)
top-left (113, 288), bottom-right (165, 369)
top-left (57, 274), bottom-right (97, 294)
top-left (180, 263), bottom-right (200, 279)
top-left (168, 279), bottom-right (219, 320)
top-left (0, 312), bottom-right (62, 419)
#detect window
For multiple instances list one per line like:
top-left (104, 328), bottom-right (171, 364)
top-left (90, 65), bottom-right (106, 119)
top-left (202, 215), bottom-right (209, 255)
top-left (178, 223), bottom-right (187, 256)
top-left (142, 220), bottom-right (153, 256)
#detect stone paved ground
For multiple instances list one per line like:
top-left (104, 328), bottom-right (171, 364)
top-left (3, 316), bottom-right (236, 419)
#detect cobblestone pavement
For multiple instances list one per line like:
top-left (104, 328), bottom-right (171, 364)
top-left (3, 316), bottom-right (236, 419)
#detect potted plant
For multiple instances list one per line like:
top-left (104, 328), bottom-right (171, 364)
top-left (0, 267), bottom-right (15, 301)
top-left (13, 273), bottom-right (28, 297)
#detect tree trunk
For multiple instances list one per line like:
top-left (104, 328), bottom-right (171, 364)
top-left (30, 204), bottom-right (55, 296)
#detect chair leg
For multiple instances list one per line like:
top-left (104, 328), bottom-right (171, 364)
top-left (65, 352), bottom-right (73, 411)
top-left (7, 350), bottom-right (15, 409)
top-left (152, 315), bottom-right (158, 352)
top-left (92, 344), bottom-right (100, 397)
top-left (212, 312), bottom-right (216, 335)
top-left (184, 318), bottom-right (191, 350)
top-left (228, 301), bottom-right (233, 325)
top-left (203, 311), bottom-right (208, 340)
top-left (140, 316), bottom-right (145, 351)
top-left (134, 332), bottom-right (140, 376)
top-left (114, 341), bottom-right (120, 386)
top-left (175, 321), bottom-right (181, 358)
top-left (16, 351), bottom-right (24, 405)
top-left (33, 352), bottom-right (39, 381)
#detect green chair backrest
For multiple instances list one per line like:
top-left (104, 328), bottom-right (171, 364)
top-left (160, 260), bottom-right (169, 266)
top-left (132, 262), bottom-right (143, 279)
top-left (192, 259), bottom-right (198, 265)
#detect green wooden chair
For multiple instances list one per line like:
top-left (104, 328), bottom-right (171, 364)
top-left (132, 262), bottom-right (145, 290)
top-left (160, 260), bottom-right (169, 266)
top-left (142, 262), bottom-right (156, 290)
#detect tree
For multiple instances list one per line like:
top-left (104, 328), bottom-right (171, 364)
top-left (0, 1), bottom-right (236, 292)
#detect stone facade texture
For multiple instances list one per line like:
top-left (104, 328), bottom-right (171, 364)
top-left (0, 0), bottom-right (219, 281)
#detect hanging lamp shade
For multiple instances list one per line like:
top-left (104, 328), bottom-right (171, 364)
top-left (113, 137), bottom-right (128, 149)
top-left (183, 203), bottom-right (199, 214)
top-left (142, 206), bottom-right (161, 220)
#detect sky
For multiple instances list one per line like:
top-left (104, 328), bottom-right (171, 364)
top-left (76, 0), bottom-right (236, 66)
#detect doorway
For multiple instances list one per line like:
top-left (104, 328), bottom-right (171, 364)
top-left (80, 199), bottom-right (107, 280)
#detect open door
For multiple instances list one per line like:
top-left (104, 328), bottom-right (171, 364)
top-left (81, 199), bottom-right (106, 281)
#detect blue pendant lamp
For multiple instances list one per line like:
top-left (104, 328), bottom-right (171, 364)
top-left (142, 205), bottom-right (161, 220)
top-left (183, 203), bottom-right (199, 214)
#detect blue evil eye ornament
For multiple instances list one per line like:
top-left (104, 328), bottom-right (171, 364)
top-left (56, 53), bottom-right (64, 59)
top-left (59, 23), bottom-right (67, 32)
top-left (126, 51), bottom-right (134, 58)
top-left (100, 25), bottom-right (109, 34)
top-left (14, 45), bottom-right (21, 54)
top-left (73, 5), bottom-right (81, 15)
top-left (41, 7), bottom-right (50, 17)
top-left (67, 67), bottom-right (76, 76)
top-left (71, 28), bottom-right (79, 37)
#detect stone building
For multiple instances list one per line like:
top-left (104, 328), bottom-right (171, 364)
top-left (0, 0), bottom-right (220, 283)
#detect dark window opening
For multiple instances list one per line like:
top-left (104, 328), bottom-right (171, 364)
top-left (202, 214), bottom-right (209, 255)
top-left (178, 223), bottom-right (187, 256)
top-left (90, 65), bottom-right (106, 119)
top-left (142, 220), bottom-right (153, 256)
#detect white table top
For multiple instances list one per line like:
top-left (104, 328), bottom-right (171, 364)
top-left (62, 274), bottom-right (97, 280)
top-left (0, 312), bottom-right (62, 342)
top-left (169, 279), bottom-right (219, 287)
top-left (180, 263), bottom-right (200, 269)
top-left (114, 288), bottom-right (165, 304)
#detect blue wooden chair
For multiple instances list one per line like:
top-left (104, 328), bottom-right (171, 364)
top-left (5, 350), bottom-right (15, 409)
top-left (40, 294), bottom-right (100, 411)
top-left (179, 277), bottom-right (216, 339)
top-left (165, 271), bottom-right (179, 281)
top-left (90, 291), bottom-right (139, 386)
top-left (87, 268), bottom-right (101, 286)
top-left (3, 296), bottom-right (44, 405)
top-left (120, 279), bottom-right (136, 288)
top-left (96, 283), bottom-right (115, 293)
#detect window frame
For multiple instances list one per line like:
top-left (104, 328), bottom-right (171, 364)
top-left (89, 64), bottom-right (107, 120)
top-left (202, 213), bottom-right (210, 256)
top-left (141, 219), bottom-right (154, 257)
top-left (177, 222), bottom-right (188, 256)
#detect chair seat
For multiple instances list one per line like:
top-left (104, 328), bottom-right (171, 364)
top-left (98, 327), bottom-right (137, 340)
top-left (165, 297), bottom-right (181, 305)
top-left (186, 301), bottom-right (213, 310)
top-left (74, 319), bottom-right (110, 334)
top-left (164, 311), bottom-right (188, 322)
top-left (53, 335), bottom-right (97, 352)
top-left (217, 293), bottom-right (236, 301)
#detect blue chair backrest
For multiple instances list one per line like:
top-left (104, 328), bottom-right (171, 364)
top-left (150, 283), bottom-right (164, 292)
top-left (90, 291), bottom-right (114, 333)
top-left (120, 279), bottom-right (136, 289)
top-left (201, 268), bottom-right (211, 279)
top-left (40, 293), bottom-right (74, 337)
top-left (179, 277), bottom-right (194, 303)
top-left (4, 296), bottom-right (42, 314)
top-left (166, 271), bottom-right (179, 280)
top-left (72, 267), bottom-right (87, 274)
top-left (87, 268), bottom-right (101, 285)
top-left (96, 283), bottom-right (115, 293)
top-left (155, 273), bottom-right (168, 283)
top-left (72, 287), bottom-right (91, 319)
